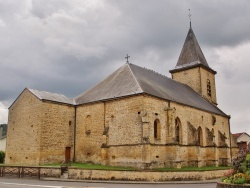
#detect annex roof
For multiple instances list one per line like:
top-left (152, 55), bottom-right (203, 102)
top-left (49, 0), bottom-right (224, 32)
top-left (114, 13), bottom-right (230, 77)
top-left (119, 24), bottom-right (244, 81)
top-left (28, 88), bottom-right (74, 105)
top-left (75, 63), bottom-right (227, 117)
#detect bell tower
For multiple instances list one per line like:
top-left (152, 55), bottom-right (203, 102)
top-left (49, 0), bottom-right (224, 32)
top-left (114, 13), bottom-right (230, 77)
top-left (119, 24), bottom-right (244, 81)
top-left (169, 24), bottom-right (217, 105)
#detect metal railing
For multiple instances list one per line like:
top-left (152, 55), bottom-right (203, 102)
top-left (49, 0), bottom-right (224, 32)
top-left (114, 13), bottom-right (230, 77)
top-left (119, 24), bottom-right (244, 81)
top-left (0, 166), bottom-right (41, 179)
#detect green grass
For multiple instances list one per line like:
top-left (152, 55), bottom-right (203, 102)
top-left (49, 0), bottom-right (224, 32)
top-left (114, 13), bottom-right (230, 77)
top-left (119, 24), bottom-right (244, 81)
top-left (155, 166), bottom-right (231, 172)
top-left (41, 162), bottom-right (135, 171)
top-left (70, 163), bottom-right (135, 171)
top-left (40, 162), bottom-right (231, 172)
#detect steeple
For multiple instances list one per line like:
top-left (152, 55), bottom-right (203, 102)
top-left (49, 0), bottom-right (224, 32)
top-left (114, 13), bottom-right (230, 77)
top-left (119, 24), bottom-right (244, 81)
top-left (170, 27), bottom-right (213, 73)
top-left (170, 24), bottom-right (218, 105)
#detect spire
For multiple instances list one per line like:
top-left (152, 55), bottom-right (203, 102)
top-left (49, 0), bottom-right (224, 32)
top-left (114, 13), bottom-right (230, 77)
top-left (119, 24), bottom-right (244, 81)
top-left (169, 9), bottom-right (213, 71)
top-left (170, 21), bottom-right (216, 74)
top-left (175, 27), bottom-right (209, 69)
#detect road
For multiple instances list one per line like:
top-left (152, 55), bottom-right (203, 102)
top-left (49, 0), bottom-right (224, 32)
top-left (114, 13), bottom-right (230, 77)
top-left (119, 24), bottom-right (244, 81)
top-left (0, 178), bottom-right (217, 188)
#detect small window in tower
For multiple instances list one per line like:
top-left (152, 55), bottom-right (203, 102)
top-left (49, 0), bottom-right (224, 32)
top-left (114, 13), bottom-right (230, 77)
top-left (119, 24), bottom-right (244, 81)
top-left (207, 79), bottom-right (211, 97)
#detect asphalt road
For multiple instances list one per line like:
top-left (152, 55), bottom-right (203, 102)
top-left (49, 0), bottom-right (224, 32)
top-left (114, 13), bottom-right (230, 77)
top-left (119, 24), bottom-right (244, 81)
top-left (0, 178), bottom-right (217, 188)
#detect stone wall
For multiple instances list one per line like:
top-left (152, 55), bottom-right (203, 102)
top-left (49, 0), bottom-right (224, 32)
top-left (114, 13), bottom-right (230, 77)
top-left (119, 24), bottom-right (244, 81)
top-left (6, 89), bottom-right (234, 168)
top-left (5, 89), bottom-right (75, 165)
top-left (5, 89), bottom-right (43, 165)
top-left (75, 102), bottom-right (105, 164)
top-left (200, 68), bottom-right (217, 104)
top-left (40, 167), bottom-right (61, 178)
top-left (68, 168), bottom-right (228, 181)
top-left (172, 67), bottom-right (201, 95)
top-left (171, 67), bottom-right (217, 105)
top-left (75, 95), bottom-right (145, 165)
top-left (74, 94), bottom-right (232, 168)
top-left (39, 101), bottom-right (75, 164)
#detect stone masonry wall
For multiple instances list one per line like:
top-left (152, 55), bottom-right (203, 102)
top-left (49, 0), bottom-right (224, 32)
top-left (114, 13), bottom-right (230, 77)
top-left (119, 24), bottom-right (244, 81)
top-left (6, 89), bottom-right (232, 168)
top-left (140, 95), bottom-right (231, 167)
top-left (106, 95), bottom-right (144, 146)
top-left (171, 67), bottom-right (217, 105)
top-left (75, 102), bottom-right (105, 164)
top-left (200, 68), bottom-right (217, 104)
top-left (75, 96), bottom-right (145, 165)
top-left (171, 101), bottom-right (231, 166)
top-left (6, 89), bottom-right (75, 165)
top-left (172, 67), bottom-right (201, 94)
top-left (39, 102), bottom-right (75, 164)
top-left (74, 94), bottom-right (231, 168)
top-left (5, 89), bottom-right (43, 165)
top-left (68, 168), bottom-right (228, 181)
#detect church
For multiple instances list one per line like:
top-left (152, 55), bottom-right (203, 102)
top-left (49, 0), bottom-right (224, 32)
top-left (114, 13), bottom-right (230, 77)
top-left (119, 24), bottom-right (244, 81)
top-left (5, 24), bottom-right (238, 169)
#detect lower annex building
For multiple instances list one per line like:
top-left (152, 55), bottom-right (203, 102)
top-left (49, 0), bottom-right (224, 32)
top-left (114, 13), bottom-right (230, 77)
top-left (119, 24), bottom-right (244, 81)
top-left (5, 24), bottom-right (238, 169)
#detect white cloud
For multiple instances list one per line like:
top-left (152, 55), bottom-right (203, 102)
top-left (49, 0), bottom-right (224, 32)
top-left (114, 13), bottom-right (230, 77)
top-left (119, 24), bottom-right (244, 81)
top-left (214, 42), bottom-right (250, 133)
top-left (0, 0), bottom-right (250, 134)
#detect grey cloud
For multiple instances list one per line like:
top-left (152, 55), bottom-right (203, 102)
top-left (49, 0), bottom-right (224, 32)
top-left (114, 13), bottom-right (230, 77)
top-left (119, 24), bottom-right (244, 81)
top-left (0, 0), bottom-right (250, 133)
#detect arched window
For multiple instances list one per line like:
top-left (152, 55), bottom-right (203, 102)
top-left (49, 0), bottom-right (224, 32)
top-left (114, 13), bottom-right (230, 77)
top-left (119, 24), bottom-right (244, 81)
top-left (207, 79), bottom-right (211, 97)
top-left (154, 119), bottom-right (161, 139)
top-left (211, 128), bottom-right (215, 143)
top-left (175, 118), bottom-right (181, 144)
top-left (197, 127), bottom-right (203, 146)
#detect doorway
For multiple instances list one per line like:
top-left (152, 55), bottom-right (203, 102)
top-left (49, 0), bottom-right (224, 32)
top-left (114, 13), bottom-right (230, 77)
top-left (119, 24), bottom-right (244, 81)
top-left (65, 147), bottom-right (71, 163)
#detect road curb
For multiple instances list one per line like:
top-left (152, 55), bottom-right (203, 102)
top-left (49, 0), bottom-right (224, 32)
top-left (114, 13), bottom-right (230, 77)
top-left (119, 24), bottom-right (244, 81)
top-left (41, 177), bottom-right (220, 184)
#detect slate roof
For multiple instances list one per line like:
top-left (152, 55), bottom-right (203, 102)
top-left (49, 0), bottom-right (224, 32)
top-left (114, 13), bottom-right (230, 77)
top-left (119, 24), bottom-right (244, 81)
top-left (28, 88), bottom-right (74, 105)
top-left (170, 27), bottom-right (216, 74)
top-left (75, 63), bottom-right (227, 117)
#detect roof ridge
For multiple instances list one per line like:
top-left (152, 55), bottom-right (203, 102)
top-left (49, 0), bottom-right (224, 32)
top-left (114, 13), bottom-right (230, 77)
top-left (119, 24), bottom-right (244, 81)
top-left (28, 88), bottom-right (75, 105)
top-left (75, 63), bottom-right (144, 104)
top-left (28, 88), bottom-right (69, 98)
top-left (126, 63), bottom-right (144, 93)
top-left (128, 63), bottom-right (168, 79)
top-left (129, 63), bottom-right (197, 88)
top-left (74, 64), bottom-right (128, 101)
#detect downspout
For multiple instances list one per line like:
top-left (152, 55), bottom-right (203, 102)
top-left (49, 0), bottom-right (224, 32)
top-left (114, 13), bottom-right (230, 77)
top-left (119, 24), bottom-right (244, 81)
top-left (228, 115), bottom-right (232, 163)
top-left (73, 105), bottom-right (77, 162)
top-left (199, 67), bottom-right (202, 95)
top-left (104, 101), bottom-right (106, 130)
top-left (104, 101), bottom-right (107, 145)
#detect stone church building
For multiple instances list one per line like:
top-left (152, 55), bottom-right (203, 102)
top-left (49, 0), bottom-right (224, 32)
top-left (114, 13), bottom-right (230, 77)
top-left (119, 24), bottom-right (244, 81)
top-left (5, 25), bottom-right (238, 168)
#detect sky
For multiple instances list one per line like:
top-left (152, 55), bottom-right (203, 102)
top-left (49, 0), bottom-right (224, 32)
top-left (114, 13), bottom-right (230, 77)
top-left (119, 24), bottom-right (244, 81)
top-left (0, 0), bottom-right (250, 134)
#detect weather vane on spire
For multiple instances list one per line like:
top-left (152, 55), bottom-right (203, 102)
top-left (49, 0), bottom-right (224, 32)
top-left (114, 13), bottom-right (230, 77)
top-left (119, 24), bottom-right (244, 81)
top-left (188, 9), bottom-right (192, 28)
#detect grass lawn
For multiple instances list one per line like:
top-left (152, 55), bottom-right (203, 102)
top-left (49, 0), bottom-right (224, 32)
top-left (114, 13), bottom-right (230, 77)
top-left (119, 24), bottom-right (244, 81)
top-left (41, 162), bottom-right (135, 171)
top-left (155, 166), bottom-right (231, 172)
top-left (40, 162), bottom-right (231, 172)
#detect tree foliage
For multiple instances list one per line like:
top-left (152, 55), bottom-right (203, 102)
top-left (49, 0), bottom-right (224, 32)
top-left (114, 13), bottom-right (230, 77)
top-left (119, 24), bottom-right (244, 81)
top-left (0, 150), bottom-right (5, 163)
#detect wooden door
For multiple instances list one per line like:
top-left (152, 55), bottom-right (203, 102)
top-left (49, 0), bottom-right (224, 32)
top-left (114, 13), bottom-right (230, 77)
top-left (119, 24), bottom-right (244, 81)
top-left (65, 147), bottom-right (71, 163)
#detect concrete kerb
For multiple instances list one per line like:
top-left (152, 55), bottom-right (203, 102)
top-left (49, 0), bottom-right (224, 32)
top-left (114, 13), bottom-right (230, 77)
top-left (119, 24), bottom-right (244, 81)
top-left (41, 177), bottom-right (220, 184)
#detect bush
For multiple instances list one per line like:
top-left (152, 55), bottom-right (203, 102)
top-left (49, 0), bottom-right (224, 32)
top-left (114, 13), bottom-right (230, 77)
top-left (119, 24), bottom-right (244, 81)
top-left (221, 150), bottom-right (250, 185)
top-left (0, 150), bottom-right (5, 163)
top-left (246, 154), bottom-right (250, 161)
top-left (234, 177), bottom-right (246, 184)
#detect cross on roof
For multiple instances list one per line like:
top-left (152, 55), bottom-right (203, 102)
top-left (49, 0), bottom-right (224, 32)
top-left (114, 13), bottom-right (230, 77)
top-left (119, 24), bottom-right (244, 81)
top-left (188, 9), bottom-right (192, 28)
top-left (125, 54), bottom-right (130, 63)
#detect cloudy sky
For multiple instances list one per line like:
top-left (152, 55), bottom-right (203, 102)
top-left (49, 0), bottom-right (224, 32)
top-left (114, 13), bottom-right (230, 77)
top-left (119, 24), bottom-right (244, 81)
top-left (0, 0), bottom-right (250, 133)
